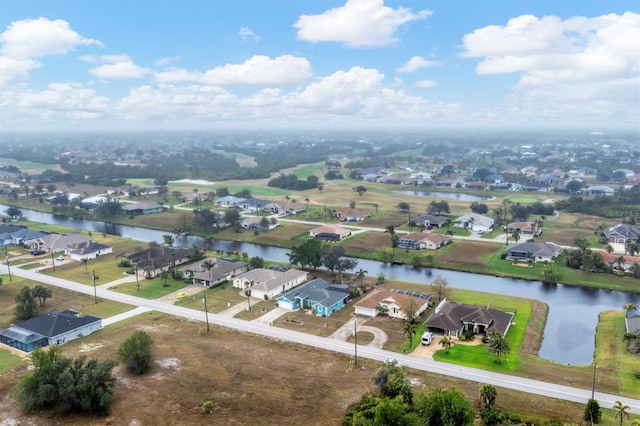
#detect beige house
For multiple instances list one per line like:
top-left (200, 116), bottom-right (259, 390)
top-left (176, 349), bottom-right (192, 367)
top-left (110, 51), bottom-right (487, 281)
top-left (24, 233), bottom-right (94, 254)
top-left (180, 257), bottom-right (248, 287)
top-left (309, 224), bottom-right (351, 241)
top-left (397, 232), bottom-right (451, 250)
top-left (233, 268), bottom-right (308, 300)
top-left (354, 288), bottom-right (431, 319)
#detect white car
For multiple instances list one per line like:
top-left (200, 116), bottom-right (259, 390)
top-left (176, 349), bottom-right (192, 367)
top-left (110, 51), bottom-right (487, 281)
top-left (383, 358), bottom-right (403, 367)
top-left (56, 256), bottom-right (65, 261)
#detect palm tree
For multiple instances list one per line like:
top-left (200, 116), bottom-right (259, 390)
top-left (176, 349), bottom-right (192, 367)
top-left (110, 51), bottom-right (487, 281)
top-left (616, 256), bottom-right (626, 271)
top-left (385, 225), bottom-right (397, 252)
top-left (623, 303), bottom-right (638, 312)
top-left (440, 335), bottom-right (453, 353)
top-left (487, 331), bottom-right (510, 363)
top-left (202, 259), bottom-right (215, 286)
top-left (511, 229), bottom-right (521, 244)
top-left (143, 264), bottom-right (153, 279)
top-left (81, 257), bottom-right (89, 274)
top-left (630, 418), bottom-right (640, 426)
top-left (355, 268), bottom-right (368, 287)
top-left (159, 270), bottom-right (170, 287)
top-left (612, 401), bottom-right (630, 426)
top-left (479, 384), bottom-right (497, 411)
top-left (132, 259), bottom-right (141, 291)
top-left (162, 234), bottom-right (174, 247)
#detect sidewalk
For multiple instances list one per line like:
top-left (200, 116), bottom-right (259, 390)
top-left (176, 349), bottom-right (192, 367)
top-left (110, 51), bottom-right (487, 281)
top-left (102, 306), bottom-right (153, 327)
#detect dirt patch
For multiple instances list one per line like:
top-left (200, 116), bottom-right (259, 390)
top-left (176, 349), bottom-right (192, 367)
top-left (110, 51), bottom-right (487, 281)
top-left (520, 300), bottom-right (547, 355)
top-left (439, 241), bottom-right (498, 266)
top-left (78, 342), bottom-right (104, 353)
top-left (343, 232), bottom-right (391, 254)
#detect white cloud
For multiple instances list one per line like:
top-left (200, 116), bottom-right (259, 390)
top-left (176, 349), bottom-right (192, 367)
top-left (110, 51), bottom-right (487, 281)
top-left (294, 0), bottom-right (431, 48)
top-left (202, 55), bottom-right (312, 86)
top-left (238, 26), bottom-right (260, 41)
top-left (415, 80), bottom-right (437, 88)
top-left (0, 17), bottom-right (102, 59)
top-left (87, 54), bottom-right (150, 79)
top-left (397, 56), bottom-right (441, 73)
top-left (0, 18), bottom-right (102, 87)
top-left (155, 68), bottom-right (203, 84)
top-left (155, 56), bottom-right (181, 67)
top-left (461, 12), bottom-right (640, 128)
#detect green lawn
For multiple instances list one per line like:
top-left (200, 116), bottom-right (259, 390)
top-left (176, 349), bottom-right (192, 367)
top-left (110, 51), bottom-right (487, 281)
top-left (0, 349), bottom-right (26, 373)
top-left (431, 288), bottom-right (531, 373)
top-left (108, 275), bottom-right (188, 299)
top-left (174, 281), bottom-right (246, 313)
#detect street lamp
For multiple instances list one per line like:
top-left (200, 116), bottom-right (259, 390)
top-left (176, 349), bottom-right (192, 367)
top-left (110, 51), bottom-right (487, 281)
top-left (92, 270), bottom-right (99, 304)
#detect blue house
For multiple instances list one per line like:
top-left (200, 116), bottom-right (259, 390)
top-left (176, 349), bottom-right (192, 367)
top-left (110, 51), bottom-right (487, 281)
top-left (277, 278), bottom-right (351, 316)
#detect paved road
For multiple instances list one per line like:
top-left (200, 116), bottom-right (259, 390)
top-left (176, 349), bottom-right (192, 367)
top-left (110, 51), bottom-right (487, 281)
top-left (2, 263), bottom-right (638, 414)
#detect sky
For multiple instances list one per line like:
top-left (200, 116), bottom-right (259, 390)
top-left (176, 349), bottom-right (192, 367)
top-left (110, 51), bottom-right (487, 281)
top-left (0, 0), bottom-right (638, 133)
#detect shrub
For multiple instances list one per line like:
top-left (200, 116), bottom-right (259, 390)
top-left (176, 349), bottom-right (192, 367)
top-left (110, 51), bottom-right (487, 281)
top-left (117, 330), bottom-right (154, 375)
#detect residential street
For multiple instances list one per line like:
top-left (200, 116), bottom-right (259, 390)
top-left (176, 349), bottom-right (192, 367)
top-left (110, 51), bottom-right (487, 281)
top-left (1, 263), bottom-right (638, 414)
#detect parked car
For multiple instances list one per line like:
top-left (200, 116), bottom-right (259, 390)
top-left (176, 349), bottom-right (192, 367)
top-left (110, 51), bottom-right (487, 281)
top-left (56, 256), bottom-right (65, 261)
top-left (421, 331), bottom-right (433, 346)
top-left (176, 292), bottom-right (188, 299)
top-left (30, 249), bottom-right (45, 256)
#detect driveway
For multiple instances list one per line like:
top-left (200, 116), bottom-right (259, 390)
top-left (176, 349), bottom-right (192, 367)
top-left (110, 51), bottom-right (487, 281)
top-left (329, 315), bottom-right (388, 349)
top-left (252, 307), bottom-right (288, 325)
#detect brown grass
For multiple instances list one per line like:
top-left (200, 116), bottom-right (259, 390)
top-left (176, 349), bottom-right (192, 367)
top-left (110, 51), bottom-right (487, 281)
top-left (342, 232), bottom-right (391, 254)
top-left (0, 311), bottom-right (598, 425)
top-left (438, 241), bottom-right (497, 266)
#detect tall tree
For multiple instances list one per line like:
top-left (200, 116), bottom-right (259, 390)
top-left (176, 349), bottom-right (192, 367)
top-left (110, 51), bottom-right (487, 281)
top-left (612, 401), bottom-right (630, 426)
top-left (430, 275), bottom-right (449, 303)
top-left (159, 270), bottom-right (170, 287)
top-left (413, 387), bottom-right (474, 426)
top-left (487, 331), bottom-right (511, 363)
top-left (32, 285), bottom-right (53, 307)
top-left (202, 259), bottom-right (215, 285)
top-left (440, 336), bottom-right (453, 354)
top-left (355, 268), bottom-right (368, 287)
top-left (15, 286), bottom-right (38, 320)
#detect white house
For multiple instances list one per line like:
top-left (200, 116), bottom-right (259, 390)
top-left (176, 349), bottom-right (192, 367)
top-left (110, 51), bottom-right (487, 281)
top-left (453, 213), bottom-right (495, 233)
top-left (354, 289), bottom-right (431, 319)
top-left (233, 268), bottom-right (308, 300)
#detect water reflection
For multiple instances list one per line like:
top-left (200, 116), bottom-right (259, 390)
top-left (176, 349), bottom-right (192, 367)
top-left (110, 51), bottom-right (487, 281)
top-left (5, 204), bottom-right (640, 365)
top-left (393, 190), bottom-right (496, 201)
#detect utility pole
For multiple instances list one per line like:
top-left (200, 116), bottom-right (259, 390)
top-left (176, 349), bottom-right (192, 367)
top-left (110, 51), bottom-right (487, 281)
top-left (51, 251), bottom-right (55, 272)
top-left (591, 363), bottom-right (597, 399)
top-left (92, 270), bottom-right (98, 304)
top-left (203, 291), bottom-right (210, 332)
top-left (4, 246), bottom-right (11, 281)
top-left (353, 319), bottom-right (358, 366)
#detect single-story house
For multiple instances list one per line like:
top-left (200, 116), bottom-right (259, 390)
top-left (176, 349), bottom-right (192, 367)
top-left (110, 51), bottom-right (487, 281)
top-left (24, 233), bottom-right (94, 254)
top-left (334, 208), bottom-right (371, 222)
top-left (215, 196), bottom-right (247, 207)
top-left (121, 202), bottom-right (165, 215)
top-left (605, 224), bottom-right (640, 246)
top-left (0, 225), bottom-right (48, 246)
top-left (241, 198), bottom-right (272, 212)
top-left (508, 221), bottom-right (542, 237)
top-left (67, 241), bottom-right (113, 261)
top-left (267, 200), bottom-right (307, 215)
top-left (277, 278), bottom-right (351, 316)
top-left (453, 213), bottom-right (495, 233)
top-left (587, 185), bottom-right (615, 196)
top-left (397, 233), bottom-right (451, 250)
top-left (180, 257), bottom-right (248, 287)
top-left (626, 309), bottom-right (640, 334)
top-left (79, 196), bottom-right (108, 209)
top-left (180, 192), bottom-right (210, 204)
top-left (309, 224), bottom-right (351, 241)
top-left (242, 216), bottom-right (279, 231)
top-left (425, 300), bottom-right (514, 338)
top-left (127, 247), bottom-right (194, 277)
top-left (505, 242), bottom-right (561, 263)
top-left (0, 310), bottom-right (102, 352)
top-left (597, 250), bottom-right (640, 272)
top-left (354, 288), bottom-right (431, 319)
top-left (233, 268), bottom-right (308, 300)
top-left (410, 214), bottom-right (448, 229)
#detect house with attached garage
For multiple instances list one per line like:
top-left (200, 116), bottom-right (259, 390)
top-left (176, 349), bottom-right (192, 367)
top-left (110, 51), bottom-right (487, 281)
top-left (121, 202), bottom-right (165, 215)
top-left (604, 223), bottom-right (640, 246)
top-left (508, 221), bottom-right (542, 237)
top-left (277, 278), bottom-right (351, 316)
top-left (180, 257), bottom-right (248, 287)
top-left (67, 240), bottom-right (113, 261)
top-left (354, 288), bottom-right (431, 319)
top-left (409, 213), bottom-right (448, 229)
top-left (0, 310), bottom-right (102, 352)
top-left (334, 208), bottom-right (371, 222)
top-left (24, 232), bottom-right (94, 254)
top-left (453, 213), bottom-right (494, 233)
top-left (232, 267), bottom-right (308, 300)
top-left (424, 300), bottom-right (514, 339)
top-left (505, 241), bottom-right (561, 263)
top-left (309, 224), bottom-right (351, 241)
top-left (396, 232), bottom-right (451, 250)
top-left (127, 246), bottom-right (194, 277)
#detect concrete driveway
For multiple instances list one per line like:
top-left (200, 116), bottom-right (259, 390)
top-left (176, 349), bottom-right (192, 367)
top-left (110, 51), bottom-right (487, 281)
top-left (329, 315), bottom-right (388, 349)
top-left (252, 307), bottom-right (289, 325)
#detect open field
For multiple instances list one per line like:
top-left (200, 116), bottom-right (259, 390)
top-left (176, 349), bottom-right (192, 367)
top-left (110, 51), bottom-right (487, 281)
top-left (1, 309), bottom-right (637, 425)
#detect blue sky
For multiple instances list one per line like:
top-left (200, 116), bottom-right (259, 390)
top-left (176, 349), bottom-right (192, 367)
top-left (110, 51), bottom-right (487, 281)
top-left (1, 0), bottom-right (638, 132)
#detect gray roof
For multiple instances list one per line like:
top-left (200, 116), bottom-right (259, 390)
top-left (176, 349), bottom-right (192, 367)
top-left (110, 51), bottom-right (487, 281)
top-left (626, 309), bottom-right (640, 334)
top-left (279, 278), bottom-right (350, 308)
top-left (68, 241), bottom-right (111, 256)
top-left (411, 214), bottom-right (447, 226)
top-left (425, 302), bottom-right (513, 336)
top-left (180, 257), bottom-right (247, 281)
top-left (506, 242), bottom-right (560, 258)
top-left (2, 310), bottom-right (101, 340)
top-left (606, 224), bottom-right (640, 240)
top-left (237, 268), bottom-right (308, 293)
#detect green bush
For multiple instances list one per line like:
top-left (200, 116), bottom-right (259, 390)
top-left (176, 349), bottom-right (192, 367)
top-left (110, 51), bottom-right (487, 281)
top-left (117, 330), bottom-right (154, 375)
